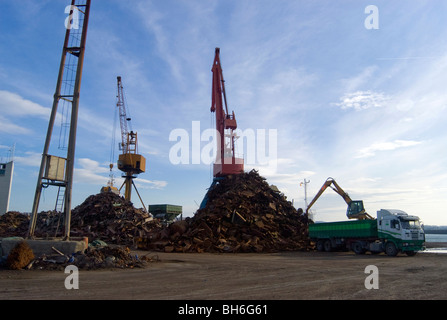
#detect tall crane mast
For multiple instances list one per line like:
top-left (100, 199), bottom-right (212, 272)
top-left (115, 76), bottom-right (146, 208)
top-left (211, 47), bottom-right (244, 177)
top-left (28, 0), bottom-right (91, 239)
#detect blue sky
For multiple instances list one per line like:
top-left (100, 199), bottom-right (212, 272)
top-left (1, 0), bottom-right (447, 225)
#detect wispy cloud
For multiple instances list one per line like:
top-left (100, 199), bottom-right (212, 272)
top-left (133, 1), bottom-right (187, 83)
top-left (356, 140), bottom-right (422, 159)
top-left (340, 66), bottom-right (378, 92)
top-left (334, 90), bottom-right (390, 111)
top-left (13, 151), bottom-right (42, 167)
top-left (74, 159), bottom-right (110, 185)
top-left (134, 178), bottom-right (168, 190)
top-left (0, 90), bottom-right (51, 134)
top-left (0, 117), bottom-right (32, 135)
top-left (0, 90), bottom-right (50, 118)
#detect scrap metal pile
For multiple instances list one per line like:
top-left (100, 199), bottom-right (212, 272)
top-left (1, 170), bottom-right (312, 255)
top-left (0, 211), bottom-right (30, 238)
top-left (0, 194), bottom-right (163, 247)
top-left (67, 192), bottom-right (162, 246)
top-left (27, 244), bottom-right (159, 270)
top-left (1, 239), bottom-right (159, 271)
top-left (141, 170), bottom-right (312, 253)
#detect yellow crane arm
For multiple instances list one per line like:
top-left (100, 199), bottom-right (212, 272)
top-left (305, 178), bottom-right (340, 215)
top-left (305, 177), bottom-right (373, 220)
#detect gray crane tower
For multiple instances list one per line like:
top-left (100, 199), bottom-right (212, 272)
top-left (28, 0), bottom-right (91, 239)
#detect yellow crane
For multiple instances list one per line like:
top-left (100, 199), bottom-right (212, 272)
top-left (115, 76), bottom-right (147, 208)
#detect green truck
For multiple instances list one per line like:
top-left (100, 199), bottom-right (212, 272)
top-left (308, 209), bottom-right (425, 256)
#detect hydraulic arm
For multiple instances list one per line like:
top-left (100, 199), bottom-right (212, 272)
top-left (306, 177), bottom-right (373, 220)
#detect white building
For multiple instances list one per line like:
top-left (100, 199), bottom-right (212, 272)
top-left (0, 161), bottom-right (14, 215)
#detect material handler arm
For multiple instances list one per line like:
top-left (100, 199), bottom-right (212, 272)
top-left (305, 178), bottom-right (373, 220)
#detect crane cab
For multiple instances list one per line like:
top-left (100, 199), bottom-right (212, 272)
top-left (346, 200), bottom-right (367, 220)
top-left (117, 153), bottom-right (146, 174)
top-left (117, 131), bottom-right (146, 175)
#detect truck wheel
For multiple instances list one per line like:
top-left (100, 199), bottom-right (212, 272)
top-left (324, 240), bottom-right (332, 252)
top-left (352, 242), bottom-right (366, 255)
top-left (316, 240), bottom-right (325, 252)
top-left (385, 242), bottom-right (398, 257)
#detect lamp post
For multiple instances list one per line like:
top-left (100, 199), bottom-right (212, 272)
top-left (300, 178), bottom-right (310, 212)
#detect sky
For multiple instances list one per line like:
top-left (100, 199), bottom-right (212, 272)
top-left (1, 0), bottom-right (447, 225)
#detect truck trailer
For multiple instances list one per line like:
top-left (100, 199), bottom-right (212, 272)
top-left (308, 209), bottom-right (425, 256)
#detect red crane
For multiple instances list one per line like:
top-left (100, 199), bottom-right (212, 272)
top-left (211, 47), bottom-right (244, 177)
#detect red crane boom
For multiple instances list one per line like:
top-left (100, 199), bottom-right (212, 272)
top-left (211, 47), bottom-right (244, 177)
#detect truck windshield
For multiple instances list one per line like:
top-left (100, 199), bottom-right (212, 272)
top-left (400, 219), bottom-right (421, 229)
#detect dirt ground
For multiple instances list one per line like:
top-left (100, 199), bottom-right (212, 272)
top-left (1, 244), bottom-right (446, 301)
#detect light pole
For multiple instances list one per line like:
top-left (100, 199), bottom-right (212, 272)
top-left (300, 179), bottom-right (310, 211)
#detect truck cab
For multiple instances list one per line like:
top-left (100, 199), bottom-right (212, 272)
top-left (377, 209), bottom-right (425, 256)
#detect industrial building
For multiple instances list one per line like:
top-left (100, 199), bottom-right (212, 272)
top-left (0, 161), bottom-right (14, 215)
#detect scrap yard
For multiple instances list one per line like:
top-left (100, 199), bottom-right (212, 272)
top-left (1, 168), bottom-right (447, 300)
top-left (1, 0), bottom-right (447, 304)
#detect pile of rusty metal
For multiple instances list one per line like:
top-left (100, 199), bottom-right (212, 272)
top-left (67, 192), bottom-right (163, 246)
top-left (0, 193), bottom-right (163, 247)
top-left (25, 244), bottom-right (159, 271)
top-left (0, 240), bottom-right (159, 271)
top-left (1, 171), bottom-right (312, 254)
top-left (0, 210), bottom-right (74, 239)
top-left (140, 170), bottom-right (312, 253)
top-left (0, 211), bottom-right (30, 238)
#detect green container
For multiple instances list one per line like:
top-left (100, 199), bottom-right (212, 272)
top-left (149, 204), bottom-right (182, 215)
top-left (309, 219), bottom-right (378, 239)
